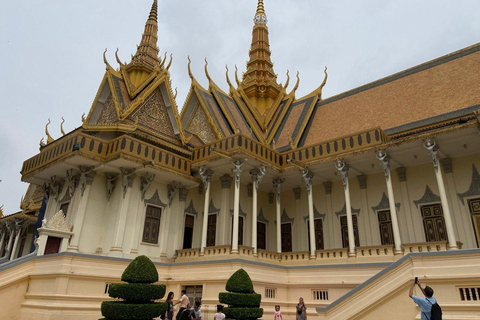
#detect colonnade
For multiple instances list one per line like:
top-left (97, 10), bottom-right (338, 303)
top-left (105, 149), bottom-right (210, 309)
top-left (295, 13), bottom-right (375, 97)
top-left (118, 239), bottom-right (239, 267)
top-left (0, 218), bottom-right (26, 261)
top-left (197, 138), bottom-right (458, 256)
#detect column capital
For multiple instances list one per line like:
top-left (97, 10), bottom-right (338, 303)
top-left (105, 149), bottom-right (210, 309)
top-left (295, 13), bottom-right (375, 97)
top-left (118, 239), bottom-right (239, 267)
top-left (323, 181), bottom-right (332, 195)
top-left (14, 218), bottom-right (25, 233)
top-left (105, 172), bottom-right (119, 201)
top-left (220, 174), bottom-right (233, 189)
top-left (167, 182), bottom-right (182, 207)
top-left (335, 159), bottom-right (350, 189)
top-left (357, 175), bottom-right (367, 190)
top-left (440, 158), bottom-right (453, 174)
top-left (396, 167), bottom-right (407, 182)
top-left (250, 165), bottom-right (266, 189)
top-left (423, 138), bottom-right (440, 172)
top-left (376, 149), bottom-right (391, 180)
top-left (140, 173), bottom-right (155, 200)
top-left (79, 165), bottom-right (96, 196)
top-left (198, 166), bottom-right (214, 188)
top-left (231, 160), bottom-right (246, 188)
top-left (179, 188), bottom-right (189, 202)
top-left (293, 188), bottom-right (301, 200)
top-left (301, 169), bottom-right (314, 195)
top-left (120, 168), bottom-right (137, 199)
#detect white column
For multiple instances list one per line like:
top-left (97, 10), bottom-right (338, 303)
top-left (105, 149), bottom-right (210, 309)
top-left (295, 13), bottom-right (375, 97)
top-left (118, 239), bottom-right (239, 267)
top-left (4, 222), bottom-right (15, 259)
top-left (110, 168), bottom-right (136, 254)
top-left (68, 166), bottom-right (96, 252)
top-left (377, 150), bottom-right (403, 254)
top-left (335, 160), bottom-right (356, 257)
top-left (231, 160), bottom-right (245, 254)
top-left (10, 219), bottom-right (24, 260)
top-left (424, 138), bottom-right (458, 249)
top-left (357, 175), bottom-right (372, 246)
top-left (250, 166), bottom-right (266, 255)
top-left (273, 179), bottom-right (285, 254)
top-left (161, 183), bottom-right (182, 257)
top-left (301, 169), bottom-right (316, 258)
top-left (219, 175), bottom-right (233, 245)
top-left (199, 167), bottom-right (213, 255)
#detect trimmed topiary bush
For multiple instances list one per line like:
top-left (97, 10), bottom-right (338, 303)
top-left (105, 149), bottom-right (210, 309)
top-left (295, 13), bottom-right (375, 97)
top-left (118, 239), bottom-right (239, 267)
top-left (219, 269), bottom-right (263, 320)
top-left (100, 255), bottom-right (167, 320)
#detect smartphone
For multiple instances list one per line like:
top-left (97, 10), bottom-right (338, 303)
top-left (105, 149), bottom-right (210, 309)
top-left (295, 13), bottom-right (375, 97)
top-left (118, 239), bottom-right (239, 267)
top-left (415, 277), bottom-right (418, 284)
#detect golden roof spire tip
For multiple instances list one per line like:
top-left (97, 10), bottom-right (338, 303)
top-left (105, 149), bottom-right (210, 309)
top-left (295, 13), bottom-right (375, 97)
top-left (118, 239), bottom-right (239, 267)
top-left (159, 52), bottom-right (167, 69)
top-left (284, 70), bottom-right (290, 90)
top-left (103, 48), bottom-right (112, 69)
top-left (115, 48), bottom-right (123, 66)
top-left (234, 65), bottom-right (241, 87)
top-left (226, 65), bottom-right (235, 90)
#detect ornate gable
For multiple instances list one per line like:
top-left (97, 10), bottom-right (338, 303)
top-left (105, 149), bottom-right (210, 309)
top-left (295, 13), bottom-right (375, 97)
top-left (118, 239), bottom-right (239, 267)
top-left (127, 87), bottom-right (175, 139)
top-left (186, 103), bottom-right (217, 144)
top-left (96, 94), bottom-right (119, 126)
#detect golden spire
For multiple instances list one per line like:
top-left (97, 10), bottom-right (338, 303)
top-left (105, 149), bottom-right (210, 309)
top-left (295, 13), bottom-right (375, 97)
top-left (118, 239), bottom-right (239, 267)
top-left (128, 0), bottom-right (160, 70)
top-left (240, 0), bottom-right (282, 115)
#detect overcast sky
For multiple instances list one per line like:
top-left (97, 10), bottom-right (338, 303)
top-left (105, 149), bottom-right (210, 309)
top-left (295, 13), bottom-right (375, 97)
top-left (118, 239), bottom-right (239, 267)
top-left (1, 0), bottom-right (479, 214)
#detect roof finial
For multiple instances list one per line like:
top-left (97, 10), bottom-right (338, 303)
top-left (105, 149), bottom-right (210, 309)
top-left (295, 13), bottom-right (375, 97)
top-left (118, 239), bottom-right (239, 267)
top-left (187, 56), bottom-right (195, 81)
top-left (45, 118), bottom-right (54, 144)
top-left (284, 70), bottom-right (290, 90)
top-left (204, 58), bottom-right (211, 82)
top-left (129, 0), bottom-right (160, 70)
top-left (60, 117), bottom-right (66, 136)
top-left (166, 54), bottom-right (173, 71)
top-left (257, 0), bottom-right (266, 16)
top-left (226, 65), bottom-right (235, 91)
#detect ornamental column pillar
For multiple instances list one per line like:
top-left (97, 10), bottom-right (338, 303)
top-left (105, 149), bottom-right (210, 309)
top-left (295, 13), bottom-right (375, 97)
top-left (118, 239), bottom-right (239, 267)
top-left (424, 138), bottom-right (458, 249)
top-left (4, 221), bottom-right (15, 259)
top-left (231, 160), bottom-right (245, 254)
top-left (110, 168), bottom-right (136, 254)
top-left (250, 166), bottom-right (266, 255)
top-left (335, 159), bottom-right (356, 257)
top-left (10, 219), bottom-right (25, 260)
top-left (301, 169), bottom-right (316, 258)
top-left (376, 150), bottom-right (403, 254)
top-left (219, 175), bottom-right (233, 245)
top-left (273, 178), bottom-right (285, 254)
top-left (68, 166), bottom-right (96, 252)
top-left (199, 167), bottom-right (214, 255)
top-left (0, 224), bottom-right (6, 257)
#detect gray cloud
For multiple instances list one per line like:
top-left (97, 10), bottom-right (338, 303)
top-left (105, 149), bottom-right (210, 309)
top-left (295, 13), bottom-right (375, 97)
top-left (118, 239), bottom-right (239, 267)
top-left (1, 0), bottom-right (479, 214)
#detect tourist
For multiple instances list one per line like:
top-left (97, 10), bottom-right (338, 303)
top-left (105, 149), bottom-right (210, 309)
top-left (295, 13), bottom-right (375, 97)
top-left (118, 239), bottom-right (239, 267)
top-left (296, 297), bottom-right (307, 320)
top-left (214, 305), bottom-right (225, 320)
top-left (175, 290), bottom-right (190, 320)
top-left (409, 278), bottom-right (441, 320)
top-left (274, 305), bottom-right (282, 320)
top-left (187, 300), bottom-right (202, 320)
top-left (166, 292), bottom-right (175, 320)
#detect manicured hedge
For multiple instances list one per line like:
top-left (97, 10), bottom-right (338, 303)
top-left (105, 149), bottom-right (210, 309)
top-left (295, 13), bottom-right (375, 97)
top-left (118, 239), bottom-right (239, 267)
top-left (223, 307), bottom-right (263, 320)
top-left (218, 292), bottom-right (261, 307)
top-left (225, 269), bottom-right (254, 294)
top-left (121, 255), bottom-right (159, 284)
top-left (109, 283), bottom-right (166, 302)
top-left (101, 301), bottom-right (166, 320)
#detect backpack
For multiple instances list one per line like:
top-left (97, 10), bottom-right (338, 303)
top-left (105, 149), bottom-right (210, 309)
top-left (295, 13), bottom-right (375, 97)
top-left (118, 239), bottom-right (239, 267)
top-left (425, 298), bottom-right (442, 320)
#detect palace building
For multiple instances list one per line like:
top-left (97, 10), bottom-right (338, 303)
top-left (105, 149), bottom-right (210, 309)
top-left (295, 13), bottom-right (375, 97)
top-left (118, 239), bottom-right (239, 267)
top-left (1, 1), bottom-right (480, 319)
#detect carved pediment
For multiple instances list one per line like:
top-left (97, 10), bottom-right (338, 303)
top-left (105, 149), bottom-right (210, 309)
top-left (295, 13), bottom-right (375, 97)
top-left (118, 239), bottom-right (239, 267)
top-left (44, 210), bottom-right (71, 232)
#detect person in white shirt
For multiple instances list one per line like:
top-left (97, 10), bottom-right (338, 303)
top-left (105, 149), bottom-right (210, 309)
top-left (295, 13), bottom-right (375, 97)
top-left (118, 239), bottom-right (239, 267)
top-left (174, 290), bottom-right (190, 320)
top-left (188, 301), bottom-right (202, 320)
top-left (214, 305), bottom-right (225, 320)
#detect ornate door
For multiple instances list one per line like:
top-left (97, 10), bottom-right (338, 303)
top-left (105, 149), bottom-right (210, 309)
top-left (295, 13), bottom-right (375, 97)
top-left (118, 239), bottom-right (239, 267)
top-left (207, 214), bottom-right (217, 247)
top-left (308, 219), bottom-right (325, 251)
top-left (281, 223), bottom-right (293, 252)
top-left (341, 215), bottom-right (360, 248)
top-left (378, 210), bottom-right (394, 245)
top-left (183, 215), bottom-right (195, 249)
top-left (468, 198), bottom-right (480, 247)
top-left (421, 204), bottom-right (447, 242)
top-left (257, 222), bottom-right (266, 250)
